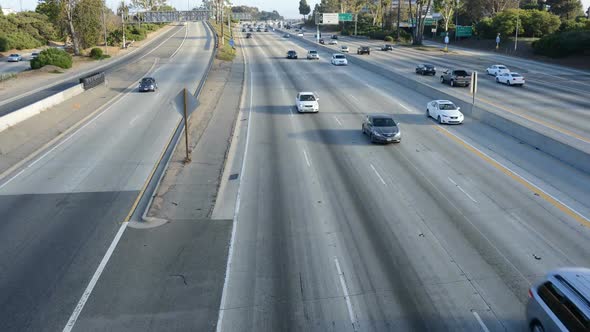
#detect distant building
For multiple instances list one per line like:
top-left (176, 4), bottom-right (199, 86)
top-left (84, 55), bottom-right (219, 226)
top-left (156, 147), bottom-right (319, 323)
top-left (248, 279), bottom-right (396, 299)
top-left (1, 7), bottom-right (17, 15)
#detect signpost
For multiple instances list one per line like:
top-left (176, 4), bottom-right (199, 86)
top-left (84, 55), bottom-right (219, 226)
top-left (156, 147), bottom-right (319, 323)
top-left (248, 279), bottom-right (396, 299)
top-left (496, 34), bottom-right (500, 50)
top-left (444, 34), bottom-right (449, 51)
top-left (172, 88), bottom-right (200, 162)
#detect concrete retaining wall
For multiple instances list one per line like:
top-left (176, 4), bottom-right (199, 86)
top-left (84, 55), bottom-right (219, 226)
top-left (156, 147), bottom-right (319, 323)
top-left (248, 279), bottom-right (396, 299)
top-left (0, 83), bottom-right (84, 133)
top-left (288, 31), bottom-right (590, 174)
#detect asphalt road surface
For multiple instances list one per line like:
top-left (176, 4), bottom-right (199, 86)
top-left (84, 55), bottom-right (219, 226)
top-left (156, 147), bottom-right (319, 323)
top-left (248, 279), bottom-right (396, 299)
top-left (295, 33), bottom-right (590, 145)
top-left (0, 25), bottom-right (187, 117)
top-left (215, 29), bottom-right (590, 332)
top-left (0, 53), bottom-right (33, 74)
top-left (0, 21), bottom-right (212, 332)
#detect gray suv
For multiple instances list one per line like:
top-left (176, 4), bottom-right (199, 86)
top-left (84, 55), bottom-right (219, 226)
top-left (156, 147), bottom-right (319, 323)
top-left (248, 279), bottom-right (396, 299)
top-left (440, 69), bottom-right (470, 87)
top-left (527, 267), bottom-right (590, 332)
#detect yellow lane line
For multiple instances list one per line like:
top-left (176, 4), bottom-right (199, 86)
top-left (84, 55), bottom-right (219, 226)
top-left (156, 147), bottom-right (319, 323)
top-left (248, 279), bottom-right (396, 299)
top-left (434, 126), bottom-right (590, 228)
top-left (123, 117), bottom-right (182, 222)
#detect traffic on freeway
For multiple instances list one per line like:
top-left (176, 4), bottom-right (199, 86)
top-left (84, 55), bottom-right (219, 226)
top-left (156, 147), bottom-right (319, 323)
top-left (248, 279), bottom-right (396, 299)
top-left (0, 3), bottom-right (589, 332)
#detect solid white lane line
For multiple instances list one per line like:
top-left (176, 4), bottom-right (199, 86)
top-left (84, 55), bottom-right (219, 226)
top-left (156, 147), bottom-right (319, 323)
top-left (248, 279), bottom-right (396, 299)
top-left (169, 23), bottom-right (189, 59)
top-left (334, 257), bottom-right (358, 331)
top-left (350, 95), bottom-right (359, 102)
top-left (215, 30), bottom-right (252, 332)
top-left (0, 58), bottom-right (160, 190)
top-left (472, 310), bottom-right (491, 332)
top-left (334, 116), bottom-right (342, 126)
top-left (303, 149), bottom-right (311, 167)
top-left (370, 164), bottom-right (386, 185)
top-left (290, 107), bottom-right (295, 118)
top-left (448, 177), bottom-right (457, 185)
top-left (62, 222), bottom-right (128, 332)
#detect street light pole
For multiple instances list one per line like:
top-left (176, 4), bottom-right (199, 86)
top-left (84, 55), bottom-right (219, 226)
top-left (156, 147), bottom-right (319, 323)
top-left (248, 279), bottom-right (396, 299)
top-left (396, 0), bottom-right (401, 40)
top-left (514, 0), bottom-right (520, 51)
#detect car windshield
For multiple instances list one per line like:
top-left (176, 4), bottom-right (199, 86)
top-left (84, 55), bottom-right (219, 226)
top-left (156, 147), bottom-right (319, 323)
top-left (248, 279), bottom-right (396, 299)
top-left (454, 70), bottom-right (468, 76)
top-left (141, 78), bottom-right (154, 83)
top-left (335, 55), bottom-right (345, 59)
top-left (424, 64), bottom-right (434, 68)
top-left (299, 94), bottom-right (316, 101)
top-left (10, 54), bottom-right (18, 57)
top-left (439, 103), bottom-right (457, 110)
top-left (309, 51), bottom-right (317, 54)
top-left (373, 118), bottom-right (396, 127)
top-left (498, 66), bottom-right (507, 69)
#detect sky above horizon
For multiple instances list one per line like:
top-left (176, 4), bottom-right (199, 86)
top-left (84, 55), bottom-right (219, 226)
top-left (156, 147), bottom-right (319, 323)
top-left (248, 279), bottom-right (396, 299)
top-left (1, 0), bottom-right (588, 20)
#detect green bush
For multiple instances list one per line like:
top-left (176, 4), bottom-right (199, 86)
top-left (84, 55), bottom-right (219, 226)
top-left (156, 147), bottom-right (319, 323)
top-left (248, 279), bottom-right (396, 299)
top-left (384, 35), bottom-right (394, 42)
top-left (475, 17), bottom-right (495, 38)
top-left (341, 29), bottom-right (351, 36)
top-left (30, 48), bottom-right (73, 69)
top-left (532, 30), bottom-right (590, 57)
top-left (90, 47), bottom-right (103, 59)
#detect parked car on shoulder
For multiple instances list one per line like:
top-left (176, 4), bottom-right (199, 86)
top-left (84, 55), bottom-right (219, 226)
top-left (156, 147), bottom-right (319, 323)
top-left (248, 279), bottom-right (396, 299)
top-left (440, 69), bottom-right (470, 87)
top-left (381, 44), bottom-right (393, 51)
top-left (362, 114), bottom-right (401, 143)
top-left (527, 267), bottom-right (590, 332)
top-left (486, 64), bottom-right (510, 76)
top-left (426, 100), bottom-right (464, 124)
top-left (357, 46), bottom-right (370, 55)
top-left (496, 72), bottom-right (525, 86)
top-left (415, 63), bottom-right (436, 75)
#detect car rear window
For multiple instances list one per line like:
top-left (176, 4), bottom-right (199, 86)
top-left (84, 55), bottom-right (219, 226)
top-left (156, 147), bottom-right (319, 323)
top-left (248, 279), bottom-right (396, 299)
top-left (335, 55), bottom-right (345, 59)
top-left (498, 66), bottom-right (507, 69)
top-left (454, 70), bottom-right (468, 76)
top-left (538, 281), bottom-right (590, 331)
top-left (511, 74), bottom-right (522, 77)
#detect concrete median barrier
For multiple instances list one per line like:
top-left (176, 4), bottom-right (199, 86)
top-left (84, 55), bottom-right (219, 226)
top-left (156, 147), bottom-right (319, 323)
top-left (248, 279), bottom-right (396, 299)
top-left (286, 31), bottom-right (590, 174)
top-left (0, 83), bottom-right (84, 133)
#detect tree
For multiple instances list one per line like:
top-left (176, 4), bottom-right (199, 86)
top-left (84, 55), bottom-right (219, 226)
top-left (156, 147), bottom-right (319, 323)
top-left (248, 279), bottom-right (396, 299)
top-left (492, 8), bottom-right (523, 36)
top-left (410, 0), bottom-right (433, 44)
top-left (546, 0), bottom-right (583, 20)
top-left (521, 9), bottom-right (561, 37)
top-left (434, 0), bottom-right (460, 32)
top-left (36, 0), bottom-right (61, 23)
top-left (299, 0), bottom-right (311, 20)
top-left (62, 0), bottom-right (81, 55)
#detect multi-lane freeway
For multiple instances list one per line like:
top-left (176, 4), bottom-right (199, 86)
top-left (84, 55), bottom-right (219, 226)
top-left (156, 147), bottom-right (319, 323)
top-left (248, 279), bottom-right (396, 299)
top-left (1, 19), bottom-right (590, 332)
top-left (215, 27), bottom-right (590, 331)
top-left (0, 21), bottom-right (213, 331)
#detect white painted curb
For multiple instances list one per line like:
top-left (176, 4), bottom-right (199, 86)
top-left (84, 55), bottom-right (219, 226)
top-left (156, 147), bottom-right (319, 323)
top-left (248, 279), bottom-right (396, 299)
top-left (0, 83), bottom-right (84, 132)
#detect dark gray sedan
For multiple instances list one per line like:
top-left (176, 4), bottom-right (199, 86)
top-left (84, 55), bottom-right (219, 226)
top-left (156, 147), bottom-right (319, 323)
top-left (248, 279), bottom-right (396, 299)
top-left (139, 77), bottom-right (157, 92)
top-left (362, 114), bottom-right (401, 143)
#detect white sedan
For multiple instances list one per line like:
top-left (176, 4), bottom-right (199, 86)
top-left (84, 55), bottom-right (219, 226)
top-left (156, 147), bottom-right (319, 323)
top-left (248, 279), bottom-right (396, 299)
top-left (7, 54), bottom-right (22, 62)
top-left (328, 39), bottom-right (338, 45)
top-left (426, 100), bottom-right (464, 124)
top-left (340, 46), bottom-right (349, 53)
top-left (331, 54), bottom-right (348, 66)
top-left (295, 92), bottom-right (319, 113)
top-left (496, 72), bottom-right (525, 86)
top-left (486, 64), bottom-right (510, 76)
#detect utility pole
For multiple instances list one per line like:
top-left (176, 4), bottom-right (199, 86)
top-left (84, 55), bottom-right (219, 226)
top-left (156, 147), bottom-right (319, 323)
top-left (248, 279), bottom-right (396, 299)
top-left (355, 13), bottom-right (358, 36)
top-left (514, 0), bottom-right (520, 51)
top-left (455, 0), bottom-right (459, 41)
top-left (122, 8), bottom-right (126, 49)
top-left (221, 4), bottom-right (224, 45)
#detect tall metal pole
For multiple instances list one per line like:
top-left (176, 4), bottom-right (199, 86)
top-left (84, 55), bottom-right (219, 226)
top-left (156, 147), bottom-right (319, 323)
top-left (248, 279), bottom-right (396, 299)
top-left (122, 8), bottom-right (126, 49)
top-left (221, 4), bottom-right (225, 45)
top-left (354, 14), bottom-right (358, 36)
top-left (183, 89), bottom-right (191, 162)
top-left (514, 0), bottom-right (520, 51)
top-left (455, 0), bottom-right (459, 41)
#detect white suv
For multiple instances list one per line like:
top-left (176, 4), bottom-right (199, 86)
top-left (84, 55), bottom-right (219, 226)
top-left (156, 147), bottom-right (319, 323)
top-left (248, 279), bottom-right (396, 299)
top-left (331, 54), bottom-right (348, 66)
top-left (307, 50), bottom-right (319, 60)
top-left (295, 92), bottom-right (319, 113)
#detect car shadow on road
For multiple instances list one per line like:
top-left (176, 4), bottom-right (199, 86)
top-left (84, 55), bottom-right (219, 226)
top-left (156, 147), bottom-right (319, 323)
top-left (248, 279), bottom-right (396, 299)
top-left (288, 129), bottom-right (374, 146)
top-left (251, 105), bottom-right (296, 115)
top-left (393, 113), bottom-right (434, 126)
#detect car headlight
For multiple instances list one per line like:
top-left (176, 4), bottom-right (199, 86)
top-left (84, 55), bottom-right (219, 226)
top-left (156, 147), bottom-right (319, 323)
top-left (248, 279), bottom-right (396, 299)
top-left (373, 131), bottom-right (383, 137)
top-left (394, 132), bottom-right (401, 137)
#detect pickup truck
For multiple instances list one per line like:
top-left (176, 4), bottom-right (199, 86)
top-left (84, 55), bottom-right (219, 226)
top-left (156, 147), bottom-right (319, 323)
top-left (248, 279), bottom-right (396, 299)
top-left (440, 69), bottom-right (470, 87)
top-left (357, 46), bottom-right (370, 55)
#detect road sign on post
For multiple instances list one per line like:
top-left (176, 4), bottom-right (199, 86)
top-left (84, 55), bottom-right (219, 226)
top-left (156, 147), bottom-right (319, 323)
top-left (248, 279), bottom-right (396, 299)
top-left (320, 13), bottom-right (339, 25)
top-left (456, 26), bottom-right (473, 37)
top-left (338, 13), bottom-right (353, 21)
top-left (172, 88), bottom-right (200, 162)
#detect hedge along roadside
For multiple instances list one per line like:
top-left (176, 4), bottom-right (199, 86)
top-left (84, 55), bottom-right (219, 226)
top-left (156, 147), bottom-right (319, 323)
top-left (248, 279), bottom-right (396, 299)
top-left (277, 29), bottom-right (590, 174)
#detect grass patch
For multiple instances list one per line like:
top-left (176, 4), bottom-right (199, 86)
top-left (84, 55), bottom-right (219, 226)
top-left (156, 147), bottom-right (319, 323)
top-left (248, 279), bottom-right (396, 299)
top-left (50, 69), bottom-right (64, 74)
top-left (0, 73), bottom-right (17, 82)
top-left (209, 20), bottom-right (236, 61)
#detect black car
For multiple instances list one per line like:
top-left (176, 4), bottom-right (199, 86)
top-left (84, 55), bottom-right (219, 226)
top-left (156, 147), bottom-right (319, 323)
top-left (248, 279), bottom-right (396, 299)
top-left (362, 114), bottom-right (401, 143)
top-left (416, 63), bottom-right (436, 75)
top-left (264, 28), bottom-right (269, 32)
top-left (357, 46), bottom-right (370, 55)
top-left (319, 39), bottom-right (325, 44)
top-left (139, 77), bottom-right (157, 92)
top-left (241, 28), bottom-right (246, 32)
top-left (331, 35), bottom-right (338, 39)
top-left (249, 28), bottom-right (254, 32)
top-left (246, 32), bottom-right (252, 38)
top-left (256, 27), bottom-right (261, 32)
top-left (381, 44), bottom-right (393, 51)
top-left (287, 50), bottom-right (298, 59)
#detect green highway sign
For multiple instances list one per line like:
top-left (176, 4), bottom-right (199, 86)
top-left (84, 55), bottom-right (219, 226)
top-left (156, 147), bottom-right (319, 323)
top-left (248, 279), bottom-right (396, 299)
top-left (338, 13), bottom-right (353, 21)
top-left (456, 26), bottom-right (473, 37)
top-left (408, 18), bottom-right (438, 26)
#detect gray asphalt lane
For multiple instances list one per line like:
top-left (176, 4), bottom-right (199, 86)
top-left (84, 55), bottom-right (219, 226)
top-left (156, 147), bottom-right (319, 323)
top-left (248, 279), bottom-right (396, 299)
top-left (295, 33), bottom-right (590, 143)
top-left (218, 29), bottom-right (590, 332)
top-left (0, 21), bottom-right (212, 332)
